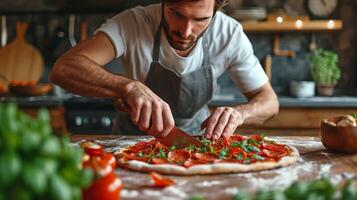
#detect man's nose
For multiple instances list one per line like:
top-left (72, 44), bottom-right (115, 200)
top-left (179, 21), bottom-right (192, 39)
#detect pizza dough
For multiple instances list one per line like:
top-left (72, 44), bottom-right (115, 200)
top-left (115, 135), bottom-right (300, 175)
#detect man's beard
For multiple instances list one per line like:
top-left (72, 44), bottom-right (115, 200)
top-left (162, 17), bottom-right (205, 52)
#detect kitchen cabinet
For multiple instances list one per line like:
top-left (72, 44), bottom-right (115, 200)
top-left (239, 107), bottom-right (357, 136)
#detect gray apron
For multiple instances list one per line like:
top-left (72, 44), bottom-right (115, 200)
top-left (113, 24), bottom-right (214, 135)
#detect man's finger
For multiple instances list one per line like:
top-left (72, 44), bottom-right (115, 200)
top-left (161, 104), bottom-right (174, 137)
top-left (212, 110), bottom-right (230, 140)
top-left (147, 106), bottom-right (163, 136)
top-left (139, 103), bottom-right (151, 131)
top-left (222, 115), bottom-right (238, 138)
top-left (204, 108), bottom-right (224, 139)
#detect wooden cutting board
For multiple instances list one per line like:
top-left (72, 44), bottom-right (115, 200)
top-left (0, 22), bottom-right (44, 89)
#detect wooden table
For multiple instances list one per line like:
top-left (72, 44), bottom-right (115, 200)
top-left (71, 135), bottom-right (357, 200)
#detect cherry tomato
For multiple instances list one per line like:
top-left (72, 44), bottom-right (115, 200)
top-left (149, 172), bottom-right (175, 187)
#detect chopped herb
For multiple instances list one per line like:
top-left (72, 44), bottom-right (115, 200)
top-left (156, 148), bottom-right (167, 159)
top-left (137, 151), bottom-right (145, 157)
top-left (234, 152), bottom-right (244, 160)
top-left (351, 113), bottom-right (357, 118)
top-left (209, 145), bottom-right (215, 153)
top-left (200, 137), bottom-right (211, 146)
top-left (252, 154), bottom-right (265, 161)
top-left (185, 144), bottom-right (196, 152)
top-left (219, 148), bottom-right (229, 159)
top-left (247, 138), bottom-right (260, 146)
top-left (199, 146), bottom-right (207, 153)
top-left (230, 141), bottom-right (243, 148)
top-left (247, 145), bottom-right (260, 152)
top-left (169, 145), bottom-right (176, 151)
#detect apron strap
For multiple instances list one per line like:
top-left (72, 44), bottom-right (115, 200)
top-left (152, 24), bottom-right (161, 62)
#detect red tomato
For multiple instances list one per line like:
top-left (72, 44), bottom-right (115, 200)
top-left (249, 135), bottom-right (262, 141)
top-left (102, 153), bottom-right (116, 169)
top-left (83, 171), bottom-right (123, 200)
top-left (81, 141), bottom-right (105, 156)
top-left (149, 172), bottom-right (175, 187)
top-left (168, 150), bottom-right (191, 163)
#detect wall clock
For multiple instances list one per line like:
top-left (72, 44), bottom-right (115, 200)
top-left (307, 0), bottom-right (338, 17)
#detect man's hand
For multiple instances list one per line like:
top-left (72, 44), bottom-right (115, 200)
top-left (114, 81), bottom-right (175, 137)
top-left (202, 106), bottom-right (245, 140)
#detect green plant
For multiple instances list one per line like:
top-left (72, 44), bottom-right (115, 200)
top-left (0, 103), bottom-right (93, 200)
top-left (309, 48), bottom-right (341, 85)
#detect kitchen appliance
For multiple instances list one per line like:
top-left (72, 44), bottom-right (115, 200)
top-left (64, 97), bottom-right (119, 134)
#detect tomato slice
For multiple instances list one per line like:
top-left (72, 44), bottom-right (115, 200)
top-left (149, 172), bottom-right (175, 187)
top-left (151, 158), bottom-right (170, 165)
top-left (168, 150), bottom-right (191, 163)
top-left (81, 141), bottom-right (105, 156)
top-left (228, 134), bottom-right (245, 143)
top-left (183, 159), bottom-right (209, 168)
top-left (262, 149), bottom-right (288, 159)
top-left (101, 153), bottom-right (116, 169)
top-left (194, 152), bottom-right (217, 162)
top-left (249, 135), bottom-right (263, 141)
top-left (261, 143), bottom-right (287, 152)
top-left (228, 147), bottom-right (247, 159)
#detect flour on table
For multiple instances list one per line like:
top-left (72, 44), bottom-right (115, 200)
top-left (121, 189), bottom-right (139, 198)
top-left (196, 180), bottom-right (222, 187)
top-left (164, 186), bottom-right (188, 198)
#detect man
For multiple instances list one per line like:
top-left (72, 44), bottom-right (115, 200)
top-left (50, 0), bottom-right (279, 140)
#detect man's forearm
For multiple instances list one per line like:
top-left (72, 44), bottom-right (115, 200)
top-left (50, 54), bottom-right (133, 100)
top-left (233, 87), bottom-right (279, 125)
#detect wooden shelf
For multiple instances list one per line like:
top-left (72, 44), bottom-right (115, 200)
top-left (241, 20), bottom-right (343, 32)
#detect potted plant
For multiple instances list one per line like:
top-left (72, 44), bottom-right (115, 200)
top-left (309, 48), bottom-right (341, 96)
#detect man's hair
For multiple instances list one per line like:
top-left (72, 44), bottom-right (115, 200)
top-left (162, 0), bottom-right (230, 11)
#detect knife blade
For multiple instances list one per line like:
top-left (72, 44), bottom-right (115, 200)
top-left (155, 126), bottom-right (204, 149)
top-left (113, 99), bottom-right (205, 149)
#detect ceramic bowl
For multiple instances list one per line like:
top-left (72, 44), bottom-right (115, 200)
top-left (321, 117), bottom-right (357, 153)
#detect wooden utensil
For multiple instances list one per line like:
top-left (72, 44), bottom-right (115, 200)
top-left (0, 22), bottom-right (44, 88)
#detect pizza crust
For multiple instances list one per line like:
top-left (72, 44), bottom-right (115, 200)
top-left (115, 141), bottom-right (300, 175)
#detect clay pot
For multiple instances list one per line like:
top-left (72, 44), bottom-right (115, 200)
top-left (321, 117), bottom-right (357, 153)
top-left (317, 84), bottom-right (335, 96)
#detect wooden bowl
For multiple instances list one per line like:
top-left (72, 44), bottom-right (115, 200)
top-left (321, 117), bottom-right (357, 153)
top-left (9, 83), bottom-right (53, 96)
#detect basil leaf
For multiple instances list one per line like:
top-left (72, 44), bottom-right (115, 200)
top-left (169, 145), bottom-right (176, 151)
top-left (219, 148), bottom-right (229, 159)
top-left (156, 147), bottom-right (167, 159)
top-left (185, 144), bottom-right (196, 152)
top-left (252, 154), bottom-right (265, 161)
top-left (234, 153), bottom-right (244, 161)
top-left (137, 151), bottom-right (145, 157)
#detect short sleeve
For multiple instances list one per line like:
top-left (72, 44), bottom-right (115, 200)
top-left (226, 25), bottom-right (268, 93)
top-left (95, 11), bottom-right (133, 58)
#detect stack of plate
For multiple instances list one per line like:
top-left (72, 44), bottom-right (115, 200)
top-left (229, 7), bottom-right (267, 22)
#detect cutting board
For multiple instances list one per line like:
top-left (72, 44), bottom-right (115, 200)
top-left (0, 22), bottom-right (44, 89)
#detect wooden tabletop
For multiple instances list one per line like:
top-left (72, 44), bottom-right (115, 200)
top-left (71, 135), bottom-right (357, 200)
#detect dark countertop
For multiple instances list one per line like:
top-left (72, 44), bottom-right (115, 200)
top-left (1, 95), bottom-right (357, 108)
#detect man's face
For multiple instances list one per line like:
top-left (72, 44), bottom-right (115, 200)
top-left (163, 0), bottom-right (215, 51)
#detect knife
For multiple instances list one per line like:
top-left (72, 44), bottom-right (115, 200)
top-left (114, 99), bottom-right (205, 149)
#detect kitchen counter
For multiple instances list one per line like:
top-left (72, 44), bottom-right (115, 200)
top-left (210, 95), bottom-right (357, 107)
top-left (71, 135), bottom-right (357, 200)
top-left (2, 95), bottom-right (357, 108)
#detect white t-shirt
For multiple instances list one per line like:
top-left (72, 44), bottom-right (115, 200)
top-left (97, 3), bottom-right (268, 93)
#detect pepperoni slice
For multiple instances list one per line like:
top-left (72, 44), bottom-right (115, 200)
top-left (228, 134), bottom-right (245, 143)
top-left (183, 159), bottom-right (210, 168)
top-left (194, 152), bottom-right (217, 162)
top-left (149, 172), bottom-right (175, 187)
top-left (261, 143), bottom-right (288, 152)
top-left (262, 149), bottom-right (288, 159)
top-left (168, 150), bottom-right (191, 163)
top-left (129, 141), bottom-right (152, 153)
